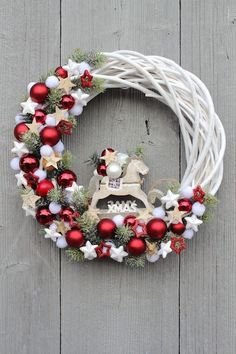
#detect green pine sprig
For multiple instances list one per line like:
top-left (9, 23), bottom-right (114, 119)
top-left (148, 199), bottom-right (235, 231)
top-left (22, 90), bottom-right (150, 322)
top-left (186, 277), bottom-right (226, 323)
top-left (47, 186), bottom-right (66, 204)
top-left (125, 255), bottom-right (146, 268)
top-left (72, 188), bottom-right (90, 214)
top-left (72, 77), bottom-right (105, 94)
top-left (44, 89), bottom-right (64, 113)
top-left (114, 225), bottom-right (134, 246)
top-left (71, 49), bottom-right (107, 68)
top-left (85, 151), bottom-right (100, 167)
top-left (76, 214), bottom-right (100, 243)
top-left (65, 248), bottom-right (85, 262)
top-left (58, 151), bottom-right (73, 170)
top-left (22, 131), bottom-right (41, 154)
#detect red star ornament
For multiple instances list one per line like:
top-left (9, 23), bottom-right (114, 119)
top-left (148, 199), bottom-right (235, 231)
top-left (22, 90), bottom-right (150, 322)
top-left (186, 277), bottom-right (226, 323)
top-left (80, 70), bottom-right (93, 88)
top-left (95, 242), bottom-right (112, 259)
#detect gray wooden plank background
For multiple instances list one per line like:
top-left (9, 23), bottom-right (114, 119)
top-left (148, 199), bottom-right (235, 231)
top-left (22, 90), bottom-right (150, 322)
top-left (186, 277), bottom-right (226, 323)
top-left (0, 1), bottom-right (235, 353)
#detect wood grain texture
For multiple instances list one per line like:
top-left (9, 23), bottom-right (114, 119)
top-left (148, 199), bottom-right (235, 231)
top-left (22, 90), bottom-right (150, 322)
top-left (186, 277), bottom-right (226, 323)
top-left (61, 1), bottom-right (180, 354)
top-left (0, 1), bottom-right (61, 353)
top-left (180, 1), bottom-right (236, 353)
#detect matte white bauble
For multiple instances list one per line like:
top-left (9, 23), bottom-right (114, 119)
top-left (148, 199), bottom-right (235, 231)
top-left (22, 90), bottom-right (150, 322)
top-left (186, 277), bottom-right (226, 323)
top-left (117, 152), bottom-right (129, 166)
top-left (49, 223), bottom-right (57, 231)
top-left (112, 214), bottom-right (125, 227)
top-left (45, 115), bottom-right (56, 126)
top-left (146, 252), bottom-right (160, 263)
top-left (106, 162), bottom-right (122, 179)
top-left (34, 169), bottom-right (47, 181)
top-left (40, 144), bottom-right (53, 157)
top-left (10, 157), bottom-right (20, 170)
top-left (192, 202), bottom-right (206, 216)
top-left (69, 103), bottom-right (83, 116)
top-left (53, 140), bottom-right (64, 153)
top-left (56, 236), bottom-right (68, 248)
top-left (180, 186), bottom-right (194, 198)
top-left (183, 229), bottom-right (194, 239)
top-left (45, 75), bottom-right (59, 89)
top-left (78, 61), bottom-right (91, 74)
top-left (15, 114), bottom-right (24, 124)
top-left (49, 202), bottom-right (62, 214)
top-left (27, 82), bottom-right (36, 94)
top-left (152, 206), bottom-right (166, 219)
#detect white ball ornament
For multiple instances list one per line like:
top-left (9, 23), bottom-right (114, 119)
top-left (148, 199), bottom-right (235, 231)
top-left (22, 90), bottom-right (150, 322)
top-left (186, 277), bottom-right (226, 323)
top-left (40, 144), bottom-right (53, 157)
top-left (78, 61), bottom-right (91, 74)
top-left (69, 103), bottom-right (83, 116)
top-left (146, 252), bottom-right (160, 263)
top-left (49, 223), bottom-right (57, 231)
top-left (106, 162), bottom-right (122, 179)
top-left (27, 82), bottom-right (36, 94)
top-left (180, 186), bottom-right (194, 199)
top-left (56, 237), bottom-right (68, 249)
top-left (49, 202), bottom-right (62, 214)
top-left (192, 202), bottom-right (206, 217)
top-left (45, 115), bottom-right (56, 126)
top-left (117, 152), bottom-right (129, 166)
top-left (10, 157), bottom-right (20, 170)
top-left (34, 169), bottom-right (47, 181)
top-left (183, 229), bottom-right (194, 239)
top-left (112, 214), bottom-right (125, 227)
top-left (45, 75), bottom-right (59, 89)
top-left (53, 140), bottom-right (64, 153)
top-left (152, 206), bottom-right (166, 219)
top-left (15, 114), bottom-right (24, 124)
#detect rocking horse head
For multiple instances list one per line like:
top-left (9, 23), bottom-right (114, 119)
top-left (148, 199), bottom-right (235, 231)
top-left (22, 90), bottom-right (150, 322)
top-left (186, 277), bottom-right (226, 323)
top-left (122, 158), bottom-right (149, 183)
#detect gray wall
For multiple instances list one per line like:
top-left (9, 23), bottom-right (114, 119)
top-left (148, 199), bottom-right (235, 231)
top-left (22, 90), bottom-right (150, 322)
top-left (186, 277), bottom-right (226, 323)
top-left (0, 1), bottom-right (235, 353)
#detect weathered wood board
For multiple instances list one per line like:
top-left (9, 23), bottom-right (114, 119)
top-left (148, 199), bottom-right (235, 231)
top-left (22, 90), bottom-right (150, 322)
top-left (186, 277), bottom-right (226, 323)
top-left (0, 0), bottom-right (235, 353)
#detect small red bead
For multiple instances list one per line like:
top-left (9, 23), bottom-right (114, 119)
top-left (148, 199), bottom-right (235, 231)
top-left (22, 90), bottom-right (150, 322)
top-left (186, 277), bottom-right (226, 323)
top-left (170, 222), bottom-right (186, 235)
top-left (33, 109), bottom-right (47, 124)
top-left (57, 170), bottom-right (77, 188)
top-left (14, 122), bottom-right (29, 141)
top-left (55, 66), bottom-right (68, 78)
top-left (36, 207), bottom-right (54, 225)
top-left (30, 83), bottom-right (49, 103)
top-left (97, 163), bottom-right (107, 176)
top-left (35, 179), bottom-right (54, 197)
top-left (65, 228), bottom-right (85, 247)
top-left (127, 237), bottom-right (146, 256)
top-left (19, 154), bottom-right (39, 173)
top-left (40, 126), bottom-right (61, 146)
top-left (60, 95), bottom-right (75, 110)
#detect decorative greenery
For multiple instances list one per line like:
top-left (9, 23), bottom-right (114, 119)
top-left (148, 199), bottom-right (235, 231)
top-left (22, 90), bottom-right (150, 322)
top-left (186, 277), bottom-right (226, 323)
top-left (71, 48), bottom-right (107, 68)
top-left (67, 115), bottom-right (77, 128)
top-left (85, 151), bottom-right (100, 167)
top-left (76, 214), bottom-right (100, 243)
top-left (72, 188), bottom-right (90, 214)
top-left (58, 151), bottom-right (73, 170)
top-left (47, 186), bottom-right (66, 204)
top-left (135, 145), bottom-right (145, 158)
top-left (167, 181), bottom-right (181, 194)
top-left (65, 248), bottom-right (85, 262)
top-left (39, 69), bottom-right (54, 83)
top-left (45, 89), bottom-right (64, 113)
top-left (114, 225), bottom-right (134, 246)
top-left (125, 255), bottom-right (146, 268)
top-left (72, 77), bottom-right (105, 94)
top-left (204, 193), bottom-right (218, 208)
top-left (22, 132), bottom-right (41, 154)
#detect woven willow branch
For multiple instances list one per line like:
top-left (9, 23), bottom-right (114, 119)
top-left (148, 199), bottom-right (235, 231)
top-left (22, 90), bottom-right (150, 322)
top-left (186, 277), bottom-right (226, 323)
top-left (88, 50), bottom-right (225, 195)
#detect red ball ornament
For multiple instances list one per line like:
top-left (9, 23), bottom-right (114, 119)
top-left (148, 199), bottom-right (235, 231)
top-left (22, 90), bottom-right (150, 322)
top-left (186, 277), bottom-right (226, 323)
top-left (14, 122), bottom-right (29, 141)
top-left (101, 148), bottom-right (114, 156)
top-left (36, 207), bottom-right (54, 225)
top-left (33, 109), bottom-right (47, 124)
top-left (35, 179), bottom-right (54, 197)
top-left (65, 228), bottom-right (85, 247)
top-left (127, 237), bottom-right (146, 256)
top-left (124, 215), bottom-right (137, 227)
top-left (30, 83), bottom-right (49, 103)
top-left (40, 126), bottom-right (61, 146)
top-left (170, 222), bottom-right (186, 235)
top-left (57, 170), bottom-right (77, 188)
top-left (146, 218), bottom-right (167, 239)
top-left (178, 198), bottom-right (192, 213)
top-left (97, 219), bottom-right (116, 239)
top-left (19, 154), bottom-right (39, 173)
top-left (55, 66), bottom-right (68, 78)
top-left (97, 163), bottom-right (107, 176)
top-left (60, 207), bottom-right (74, 222)
top-left (60, 95), bottom-right (75, 110)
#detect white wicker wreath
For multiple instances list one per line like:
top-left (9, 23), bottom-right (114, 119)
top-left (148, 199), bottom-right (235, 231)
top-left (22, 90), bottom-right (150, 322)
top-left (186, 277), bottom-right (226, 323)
top-left (10, 49), bottom-right (225, 267)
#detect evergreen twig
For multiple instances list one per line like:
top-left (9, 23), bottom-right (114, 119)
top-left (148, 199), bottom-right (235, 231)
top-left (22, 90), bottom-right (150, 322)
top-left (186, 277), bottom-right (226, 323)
top-left (76, 214), bottom-right (100, 243)
top-left (125, 255), bottom-right (146, 268)
top-left (22, 132), bottom-right (41, 154)
top-left (72, 188), bottom-right (90, 214)
top-left (65, 248), bottom-right (85, 262)
top-left (114, 225), bottom-right (134, 246)
top-left (85, 152), bottom-right (100, 167)
top-left (58, 151), bottom-right (73, 170)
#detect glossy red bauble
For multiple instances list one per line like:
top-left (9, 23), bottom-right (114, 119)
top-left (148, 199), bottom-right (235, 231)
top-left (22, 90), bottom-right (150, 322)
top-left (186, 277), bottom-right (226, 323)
top-left (97, 163), bottom-right (107, 176)
top-left (146, 218), bottom-right (167, 239)
top-left (60, 95), bottom-right (75, 110)
top-left (19, 154), bottom-right (39, 173)
top-left (35, 179), bottom-right (54, 197)
top-left (65, 228), bottom-right (85, 247)
top-left (57, 170), bottom-right (77, 188)
top-left (170, 222), bottom-right (186, 235)
top-left (55, 66), bottom-right (68, 78)
top-left (127, 237), bottom-right (146, 256)
top-left (14, 122), bottom-right (29, 141)
top-left (101, 148), bottom-right (114, 156)
top-left (33, 109), bottom-right (47, 124)
top-left (30, 83), bottom-right (49, 103)
top-left (40, 126), bottom-right (61, 146)
top-left (60, 207), bottom-right (75, 222)
top-left (124, 215), bottom-right (137, 227)
top-left (36, 207), bottom-right (54, 225)
top-left (97, 219), bottom-right (116, 239)
top-left (178, 198), bottom-right (192, 213)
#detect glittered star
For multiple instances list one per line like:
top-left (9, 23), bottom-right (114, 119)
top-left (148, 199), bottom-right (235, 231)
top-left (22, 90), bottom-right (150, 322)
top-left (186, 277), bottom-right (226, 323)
top-left (55, 221), bottom-right (69, 235)
top-left (26, 118), bottom-right (41, 135)
top-left (65, 182), bottom-right (83, 194)
top-left (131, 220), bottom-right (147, 238)
top-left (137, 208), bottom-right (153, 223)
top-left (80, 70), bottom-right (93, 88)
top-left (96, 242), bottom-right (112, 258)
top-left (51, 107), bottom-right (68, 124)
top-left (57, 77), bottom-right (76, 94)
top-left (167, 206), bottom-right (185, 224)
top-left (11, 141), bottom-right (29, 156)
top-left (15, 171), bottom-right (27, 187)
top-left (20, 97), bottom-right (38, 115)
top-left (110, 246), bottom-right (128, 262)
top-left (44, 227), bottom-right (62, 242)
top-left (63, 59), bottom-right (81, 76)
top-left (158, 241), bottom-right (172, 259)
top-left (21, 189), bottom-right (41, 208)
top-left (80, 241), bottom-right (98, 260)
top-left (71, 89), bottom-right (89, 106)
top-left (185, 214), bottom-right (203, 232)
top-left (145, 240), bottom-right (158, 256)
top-left (43, 153), bottom-right (62, 169)
top-left (100, 150), bottom-right (117, 166)
top-left (161, 190), bottom-right (180, 209)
